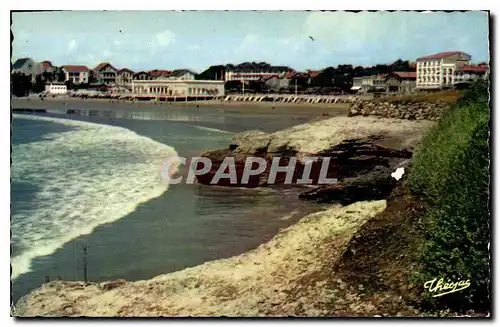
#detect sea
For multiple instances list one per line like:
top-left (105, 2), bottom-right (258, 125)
top-left (11, 106), bottom-right (325, 302)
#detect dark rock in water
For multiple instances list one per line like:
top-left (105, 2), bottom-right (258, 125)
top-left (195, 116), bottom-right (432, 196)
top-left (298, 166), bottom-right (398, 205)
top-left (195, 149), bottom-right (269, 187)
top-left (198, 137), bottom-right (412, 189)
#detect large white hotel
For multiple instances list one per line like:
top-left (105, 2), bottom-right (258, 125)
top-left (416, 51), bottom-right (488, 89)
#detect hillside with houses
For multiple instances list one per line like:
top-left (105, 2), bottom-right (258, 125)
top-left (11, 51), bottom-right (489, 100)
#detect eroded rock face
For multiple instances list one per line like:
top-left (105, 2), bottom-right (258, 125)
top-left (298, 166), bottom-right (399, 205)
top-left (195, 116), bottom-right (433, 193)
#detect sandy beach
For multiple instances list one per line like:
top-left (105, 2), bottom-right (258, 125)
top-left (11, 97), bottom-right (351, 116)
top-left (14, 201), bottom-right (388, 317)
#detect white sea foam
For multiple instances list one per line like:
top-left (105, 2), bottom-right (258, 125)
top-left (11, 114), bottom-right (178, 280)
top-left (191, 125), bottom-right (233, 134)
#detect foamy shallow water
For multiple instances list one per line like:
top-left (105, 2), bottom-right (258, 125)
top-left (11, 114), bottom-right (178, 280)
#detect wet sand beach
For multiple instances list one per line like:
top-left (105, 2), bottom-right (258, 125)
top-left (12, 97), bottom-right (351, 115)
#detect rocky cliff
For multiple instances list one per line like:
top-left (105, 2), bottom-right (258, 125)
top-left (197, 116), bottom-right (435, 204)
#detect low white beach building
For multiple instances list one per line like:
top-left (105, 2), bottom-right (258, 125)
top-left (131, 80), bottom-right (225, 97)
top-left (44, 83), bottom-right (68, 95)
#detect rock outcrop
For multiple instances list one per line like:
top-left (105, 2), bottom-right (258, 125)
top-left (299, 166), bottom-right (399, 205)
top-left (347, 99), bottom-right (451, 121)
top-left (196, 116), bottom-right (435, 198)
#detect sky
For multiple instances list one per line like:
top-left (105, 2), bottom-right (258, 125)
top-left (11, 11), bottom-right (489, 73)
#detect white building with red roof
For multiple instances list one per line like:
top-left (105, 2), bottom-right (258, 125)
top-left (61, 65), bottom-right (90, 84)
top-left (224, 63), bottom-right (291, 82)
top-left (416, 51), bottom-right (472, 89)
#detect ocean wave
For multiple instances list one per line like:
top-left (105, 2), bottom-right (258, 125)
top-left (11, 114), bottom-right (178, 280)
top-left (190, 125), bottom-right (234, 134)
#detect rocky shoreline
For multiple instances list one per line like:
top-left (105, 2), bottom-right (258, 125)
top-left (14, 201), bottom-right (388, 317)
top-left (13, 108), bottom-right (440, 317)
top-left (197, 115), bottom-right (435, 204)
top-left (347, 99), bottom-right (450, 121)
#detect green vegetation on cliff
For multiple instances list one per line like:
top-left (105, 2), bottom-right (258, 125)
top-left (408, 80), bottom-right (490, 311)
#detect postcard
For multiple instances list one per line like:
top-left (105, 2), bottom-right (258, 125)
top-left (10, 10), bottom-right (490, 318)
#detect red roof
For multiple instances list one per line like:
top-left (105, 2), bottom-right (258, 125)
top-left (416, 51), bottom-right (470, 61)
top-left (457, 64), bottom-right (489, 73)
top-left (284, 70), bottom-right (297, 79)
top-left (62, 65), bottom-right (90, 72)
top-left (94, 62), bottom-right (117, 71)
top-left (393, 71), bottom-right (416, 79)
top-left (118, 68), bottom-right (134, 74)
top-left (41, 61), bottom-right (53, 69)
top-left (262, 74), bottom-right (280, 81)
top-left (148, 70), bottom-right (172, 77)
top-left (307, 70), bottom-right (322, 78)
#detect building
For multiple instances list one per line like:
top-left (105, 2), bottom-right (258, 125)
top-left (170, 69), bottom-right (197, 80)
top-left (384, 72), bottom-right (417, 94)
top-left (93, 62), bottom-right (117, 85)
top-left (131, 80), bottom-right (225, 97)
top-left (40, 61), bottom-right (54, 74)
top-left (454, 64), bottom-right (489, 86)
top-left (224, 63), bottom-right (290, 82)
top-left (416, 51), bottom-right (472, 89)
top-left (44, 83), bottom-right (67, 95)
top-left (12, 58), bottom-right (41, 82)
top-left (351, 77), bottom-right (364, 93)
top-left (350, 74), bottom-right (386, 94)
top-left (61, 65), bottom-right (90, 84)
top-left (264, 75), bottom-right (289, 92)
top-left (133, 71), bottom-right (149, 80)
top-left (148, 70), bottom-right (172, 80)
top-left (306, 70), bottom-right (323, 85)
top-left (117, 68), bottom-right (134, 86)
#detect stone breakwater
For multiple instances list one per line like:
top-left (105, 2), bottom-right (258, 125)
top-left (347, 99), bottom-right (451, 121)
top-left (223, 94), bottom-right (362, 104)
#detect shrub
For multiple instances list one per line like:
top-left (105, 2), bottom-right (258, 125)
top-left (409, 81), bottom-right (489, 202)
top-left (408, 80), bottom-right (490, 312)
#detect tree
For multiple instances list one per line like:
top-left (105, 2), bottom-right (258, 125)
top-left (65, 79), bottom-right (73, 90)
top-left (197, 65), bottom-right (225, 80)
top-left (390, 59), bottom-right (412, 72)
top-left (31, 74), bottom-right (45, 93)
top-left (56, 69), bottom-right (66, 83)
top-left (88, 71), bottom-right (97, 84)
top-left (11, 73), bottom-right (32, 97)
